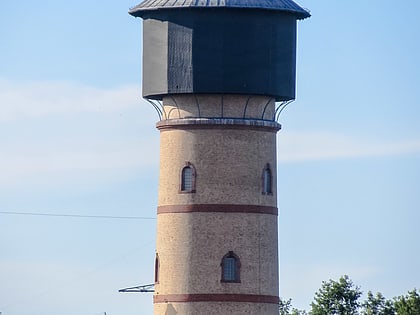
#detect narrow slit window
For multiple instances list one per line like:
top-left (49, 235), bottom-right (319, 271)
top-left (263, 164), bottom-right (273, 195)
top-left (154, 253), bottom-right (159, 283)
top-left (221, 251), bottom-right (240, 283)
top-left (180, 162), bottom-right (196, 193)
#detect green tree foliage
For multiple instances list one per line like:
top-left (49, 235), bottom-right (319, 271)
top-left (361, 291), bottom-right (395, 315)
top-left (310, 275), bottom-right (362, 315)
top-left (279, 298), bottom-right (293, 315)
top-left (281, 276), bottom-right (418, 315)
top-left (279, 298), bottom-right (308, 315)
top-left (394, 289), bottom-right (420, 315)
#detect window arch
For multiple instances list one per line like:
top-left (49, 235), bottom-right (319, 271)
top-left (180, 162), bottom-right (196, 193)
top-left (221, 251), bottom-right (241, 283)
top-left (262, 163), bottom-right (273, 195)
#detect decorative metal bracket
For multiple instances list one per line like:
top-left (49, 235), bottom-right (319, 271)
top-left (145, 96), bottom-right (294, 123)
top-left (145, 98), bottom-right (164, 121)
top-left (274, 100), bottom-right (294, 122)
top-left (119, 283), bottom-right (155, 293)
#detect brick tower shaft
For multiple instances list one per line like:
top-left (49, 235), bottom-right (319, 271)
top-left (154, 95), bottom-right (279, 313)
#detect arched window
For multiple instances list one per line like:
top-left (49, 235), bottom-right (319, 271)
top-left (221, 251), bottom-right (241, 283)
top-left (154, 253), bottom-right (160, 283)
top-left (262, 163), bottom-right (273, 195)
top-left (180, 162), bottom-right (196, 193)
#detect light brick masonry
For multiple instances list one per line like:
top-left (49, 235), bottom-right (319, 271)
top-left (154, 95), bottom-right (280, 314)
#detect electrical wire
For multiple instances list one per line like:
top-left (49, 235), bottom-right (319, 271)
top-left (0, 211), bottom-right (155, 220)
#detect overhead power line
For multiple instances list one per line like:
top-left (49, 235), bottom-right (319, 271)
top-left (0, 211), bottom-right (156, 220)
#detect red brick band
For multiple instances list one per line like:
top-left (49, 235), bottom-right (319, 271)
top-left (157, 204), bottom-right (278, 215)
top-left (154, 293), bottom-right (280, 304)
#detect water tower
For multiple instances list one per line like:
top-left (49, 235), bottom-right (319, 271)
top-left (129, 1), bottom-right (310, 314)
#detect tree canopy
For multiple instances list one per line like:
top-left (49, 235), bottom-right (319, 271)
top-left (310, 275), bottom-right (362, 315)
top-left (394, 289), bottom-right (420, 315)
top-left (280, 276), bottom-right (419, 315)
top-left (361, 291), bottom-right (395, 315)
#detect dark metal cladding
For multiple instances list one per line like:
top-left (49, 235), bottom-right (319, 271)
top-left (131, 0), bottom-right (309, 101)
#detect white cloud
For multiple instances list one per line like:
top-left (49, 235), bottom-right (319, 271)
top-left (1, 78), bottom-right (418, 191)
top-left (0, 143), bottom-right (159, 188)
top-left (278, 131), bottom-right (420, 162)
top-left (0, 79), bottom-right (160, 189)
top-left (0, 78), bottom-right (142, 121)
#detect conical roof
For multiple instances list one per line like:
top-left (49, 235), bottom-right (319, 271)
top-left (129, 0), bottom-right (310, 19)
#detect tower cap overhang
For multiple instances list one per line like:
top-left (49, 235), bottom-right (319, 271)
top-left (129, 0), bottom-right (310, 20)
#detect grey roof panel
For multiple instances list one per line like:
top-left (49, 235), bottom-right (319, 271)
top-left (129, 0), bottom-right (310, 19)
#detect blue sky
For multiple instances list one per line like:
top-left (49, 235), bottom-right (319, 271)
top-left (1, 1), bottom-right (419, 314)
